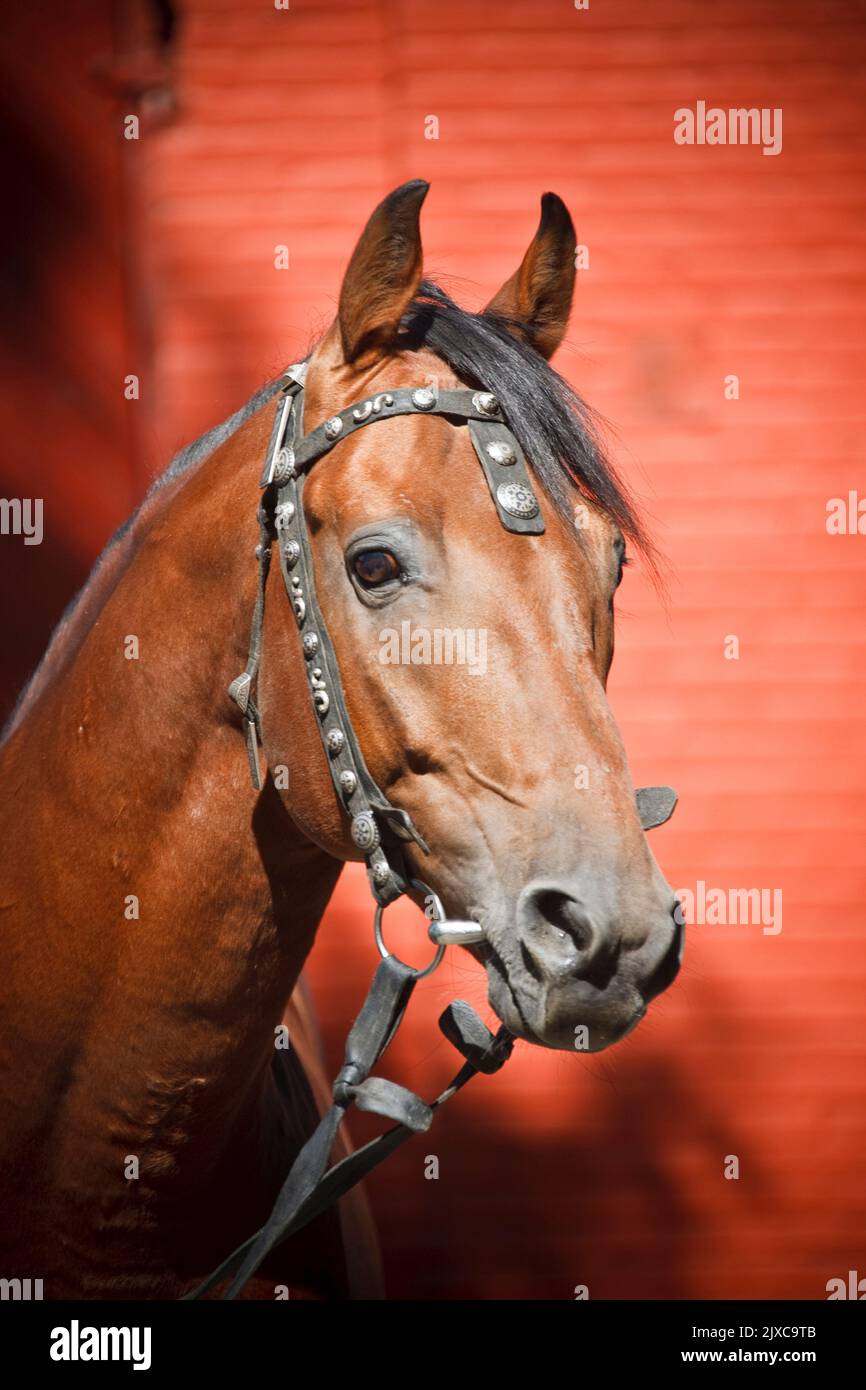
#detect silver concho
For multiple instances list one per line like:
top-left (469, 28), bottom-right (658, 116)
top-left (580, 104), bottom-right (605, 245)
top-left (351, 810), bottom-right (380, 851)
top-left (486, 439), bottom-right (516, 466)
top-left (302, 632), bottom-right (319, 660)
top-left (371, 859), bottom-right (391, 887)
top-left (339, 769), bottom-right (357, 797)
top-left (326, 729), bottom-right (345, 755)
top-left (292, 595), bottom-right (306, 625)
top-left (324, 416), bottom-right (343, 441)
top-left (473, 391), bottom-right (500, 417)
top-left (272, 447), bottom-right (296, 483)
top-left (496, 481), bottom-right (539, 519)
top-left (283, 540), bottom-right (300, 568)
top-left (276, 501), bottom-right (296, 529)
top-left (412, 385), bottom-right (437, 410)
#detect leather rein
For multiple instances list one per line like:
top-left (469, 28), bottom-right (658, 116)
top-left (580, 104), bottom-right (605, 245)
top-left (185, 362), bottom-right (677, 1299)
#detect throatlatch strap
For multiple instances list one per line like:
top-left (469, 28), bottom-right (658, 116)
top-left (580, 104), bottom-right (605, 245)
top-left (228, 376), bottom-right (304, 790)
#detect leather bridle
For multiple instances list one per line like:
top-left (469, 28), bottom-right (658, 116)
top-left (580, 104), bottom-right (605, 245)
top-left (186, 361), bottom-right (677, 1299)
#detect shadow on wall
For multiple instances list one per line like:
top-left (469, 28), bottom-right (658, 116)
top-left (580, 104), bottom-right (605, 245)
top-left (355, 974), bottom-right (771, 1300)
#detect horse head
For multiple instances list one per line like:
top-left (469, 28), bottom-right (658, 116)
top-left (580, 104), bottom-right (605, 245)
top-left (258, 180), bottom-right (682, 1053)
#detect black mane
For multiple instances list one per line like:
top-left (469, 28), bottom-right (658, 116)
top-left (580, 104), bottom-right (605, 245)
top-left (404, 280), bottom-right (651, 555)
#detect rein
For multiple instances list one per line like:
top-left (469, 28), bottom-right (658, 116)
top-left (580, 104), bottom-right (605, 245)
top-left (185, 362), bottom-right (676, 1299)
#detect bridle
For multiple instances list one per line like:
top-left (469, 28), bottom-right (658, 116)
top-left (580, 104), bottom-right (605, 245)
top-left (186, 361), bottom-right (677, 1300)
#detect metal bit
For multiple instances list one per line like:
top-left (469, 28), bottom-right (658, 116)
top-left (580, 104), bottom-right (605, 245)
top-left (428, 920), bottom-right (486, 946)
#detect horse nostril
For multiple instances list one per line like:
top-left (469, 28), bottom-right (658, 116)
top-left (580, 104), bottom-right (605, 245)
top-left (534, 891), bottom-right (595, 953)
top-left (516, 882), bottom-right (605, 984)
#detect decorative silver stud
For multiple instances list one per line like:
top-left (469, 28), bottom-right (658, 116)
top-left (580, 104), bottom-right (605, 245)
top-left (412, 385), bottom-right (437, 410)
top-left (292, 596), bottom-right (306, 624)
top-left (353, 394), bottom-right (394, 423)
top-left (371, 860), bottom-right (391, 887)
top-left (473, 391), bottom-right (500, 416)
top-left (276, 501), bottom-right (296, 528)
top-left (324, 416), bottom-right (343, 440)
top-left (311, 670), bottom-right (329, 717)
top-left (326, 729), bottom-right (345, 755)
top-left (496, 481), bottom-right (539, 519)
top-left (486, 439), bottom-right (516, 466)
top-left (283, 540), bottom-right (300, 567)
top-left (351, 810), bottom-right (381, 851)
top-left (302, 632), bottom-right (319, 660)
top-left (272, 447), bottom-right (296, 483)
top-left (339, 769), bottom-right (357, 797)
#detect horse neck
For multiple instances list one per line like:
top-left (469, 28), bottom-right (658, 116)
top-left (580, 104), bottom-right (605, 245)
top-left (0, 401), bottom-right (340, 1176)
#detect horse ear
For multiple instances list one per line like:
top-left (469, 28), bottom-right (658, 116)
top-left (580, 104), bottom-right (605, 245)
top-left (484, 193), bottom-right (577, 359)
top-left (337, 179), bottom-right (429, 365)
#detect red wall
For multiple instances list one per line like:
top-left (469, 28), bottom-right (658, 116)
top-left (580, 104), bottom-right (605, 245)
top-left (0, 4), bottom-right (142, 715)
top-left (5, 0), bottom-right (866, 1298)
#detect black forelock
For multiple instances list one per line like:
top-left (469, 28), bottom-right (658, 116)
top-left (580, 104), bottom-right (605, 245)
top-left (402, 280), bottom-right (652, 559)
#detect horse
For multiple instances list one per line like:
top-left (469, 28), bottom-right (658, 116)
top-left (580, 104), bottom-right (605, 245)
top-left (0, 180), bottom-right (682, 1299)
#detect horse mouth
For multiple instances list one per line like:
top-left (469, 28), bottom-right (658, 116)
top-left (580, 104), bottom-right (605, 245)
top-left (484, 955), bottom-right (649, 1053)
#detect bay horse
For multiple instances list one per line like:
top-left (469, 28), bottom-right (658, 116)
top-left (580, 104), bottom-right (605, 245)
top-left (0, 181), bottom-right (682, 1300)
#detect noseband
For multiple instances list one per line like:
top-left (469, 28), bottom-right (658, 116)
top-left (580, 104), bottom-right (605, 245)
top-left (188, 362), bottom-right (677, 1299)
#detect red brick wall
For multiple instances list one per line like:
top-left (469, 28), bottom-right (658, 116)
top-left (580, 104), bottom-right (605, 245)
top-left (11, 0), bottom-right (866, 1298)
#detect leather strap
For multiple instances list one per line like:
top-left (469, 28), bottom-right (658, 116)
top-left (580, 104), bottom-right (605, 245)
top-left (183, 967), bottom-right (512, 1300)
top-left (271, 387), bottom-right (424, 905)
top-left (292, 384), bottom-right (510, 471)
top-left (636, 785), bottom-right (678, 831)
top-left (468, 416), bottom-right (545, 535)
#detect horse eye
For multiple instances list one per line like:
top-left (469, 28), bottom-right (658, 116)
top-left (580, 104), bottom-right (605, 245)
top-left (352, 549), bottom-right (401, 587)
